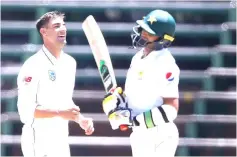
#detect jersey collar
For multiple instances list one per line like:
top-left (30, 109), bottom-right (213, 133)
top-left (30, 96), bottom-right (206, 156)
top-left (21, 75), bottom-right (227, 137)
top-left (42, 45), bottom-right (64, 65)
top-left (141, 48), bottom-right (167, 60)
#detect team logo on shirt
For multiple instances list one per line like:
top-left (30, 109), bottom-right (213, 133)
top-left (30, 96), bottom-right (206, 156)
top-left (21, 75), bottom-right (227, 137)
top-left (48, 70), bottom-right (56, 81)
top-left (23, 76), bottom-right (32, 85)
top-left (24, 76), bottom-right (32, 82)
top-left (138, 71), bottom-right (143, 80)
top-left (166, 72), bottom-right (174, 81)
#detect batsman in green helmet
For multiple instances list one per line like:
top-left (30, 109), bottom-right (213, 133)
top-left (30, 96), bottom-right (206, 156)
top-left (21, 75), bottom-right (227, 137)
top-left (131, 9), bottom-right (176, 51)
top-left (102, 9), bottom-right (180, 157)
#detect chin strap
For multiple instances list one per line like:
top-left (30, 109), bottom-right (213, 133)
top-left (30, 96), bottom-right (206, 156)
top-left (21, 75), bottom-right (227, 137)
top-left (152, 34), bottom-right (175, 50)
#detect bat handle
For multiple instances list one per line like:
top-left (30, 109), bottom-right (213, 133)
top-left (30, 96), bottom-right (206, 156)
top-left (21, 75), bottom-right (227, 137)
top-left (109, 87), bottom-right (116, 94)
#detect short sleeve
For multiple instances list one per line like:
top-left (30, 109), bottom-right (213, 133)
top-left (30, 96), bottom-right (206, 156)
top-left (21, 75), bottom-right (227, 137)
top-left (17, 60), bottom-right (40, 125)
top-left (160, 63), bottom-right (180, 98)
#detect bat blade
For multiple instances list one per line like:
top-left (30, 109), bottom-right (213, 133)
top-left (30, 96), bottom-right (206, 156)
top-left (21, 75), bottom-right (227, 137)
top-left (82, 15), bottom-right (117, 93)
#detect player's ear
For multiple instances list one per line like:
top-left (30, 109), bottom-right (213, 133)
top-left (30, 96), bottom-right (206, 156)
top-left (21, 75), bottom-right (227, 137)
top-left (40, 27), bottom-right (47, 37)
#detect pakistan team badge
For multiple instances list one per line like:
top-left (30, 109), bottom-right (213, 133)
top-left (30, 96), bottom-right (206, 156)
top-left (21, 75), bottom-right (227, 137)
top-left (48, 70), bottom-right (56, 81)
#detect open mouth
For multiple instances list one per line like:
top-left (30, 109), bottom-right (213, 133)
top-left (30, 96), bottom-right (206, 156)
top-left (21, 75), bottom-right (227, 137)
top-left (57, 35), bottom-right (66, 42)
top-left (58, 35), bottom-right (66, 38)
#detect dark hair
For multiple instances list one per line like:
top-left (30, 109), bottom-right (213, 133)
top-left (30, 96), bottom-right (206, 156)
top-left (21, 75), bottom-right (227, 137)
top-left (36, 11), bottom-right (65, 36)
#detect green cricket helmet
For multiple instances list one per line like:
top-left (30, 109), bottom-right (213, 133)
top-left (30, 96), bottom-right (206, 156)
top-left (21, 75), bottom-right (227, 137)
top-left (130, 9), bottom-right (176, 49)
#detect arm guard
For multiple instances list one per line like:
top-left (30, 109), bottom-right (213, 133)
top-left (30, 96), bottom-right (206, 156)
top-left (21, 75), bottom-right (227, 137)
top-left (135, 104), bottom-right (177, 128)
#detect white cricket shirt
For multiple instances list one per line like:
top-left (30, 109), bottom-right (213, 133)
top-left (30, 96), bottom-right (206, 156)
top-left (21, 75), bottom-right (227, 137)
top-left (17, 45), bottom-right (76, 138)
top-left (125, 48), bottom-right (180, 117)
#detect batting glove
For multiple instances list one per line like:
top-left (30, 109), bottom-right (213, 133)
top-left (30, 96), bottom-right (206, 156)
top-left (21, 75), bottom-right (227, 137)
top-left (102, 87), bottom-right (127, 115)
top-left (108, 107), bottom-right (132, 130)
top-left (102, 87), bottom-right (132, 130)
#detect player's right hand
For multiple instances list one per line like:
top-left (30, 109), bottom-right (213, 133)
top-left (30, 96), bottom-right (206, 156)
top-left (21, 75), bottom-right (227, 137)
top-left (102, 87), bottom-right (127, 115)
top-left (77, 115), bottom-right (95, 135)
top-left (102, 87), bottom-right (132, 130)
top-left (58, 107), bottom-right (80, 121)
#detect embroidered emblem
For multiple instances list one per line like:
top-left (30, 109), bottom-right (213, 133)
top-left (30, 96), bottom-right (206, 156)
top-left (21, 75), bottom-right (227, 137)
top-left (138, 71), bottom-right (143, 80)
top-left (48, 70), bottom-right (56, 81)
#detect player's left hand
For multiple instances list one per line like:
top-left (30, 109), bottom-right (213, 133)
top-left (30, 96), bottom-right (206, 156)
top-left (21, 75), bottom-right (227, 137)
top-left (77, 115), bottom-right (94, 135)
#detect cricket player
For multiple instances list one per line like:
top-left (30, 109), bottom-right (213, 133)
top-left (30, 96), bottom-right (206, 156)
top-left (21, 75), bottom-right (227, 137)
top-left (17, 11), bottom-right (94, 157)
top-left (102, 9), bottom-right (179, 157)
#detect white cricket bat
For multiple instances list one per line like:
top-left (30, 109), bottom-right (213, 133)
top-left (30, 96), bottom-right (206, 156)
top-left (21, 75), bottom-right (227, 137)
top-left (82, 15), bottom-right (129, 132)
top-left (82, 15), bottom-right (117, 93)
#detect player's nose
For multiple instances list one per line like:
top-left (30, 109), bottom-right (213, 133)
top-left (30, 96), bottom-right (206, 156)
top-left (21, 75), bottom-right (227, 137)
top-left (59, 24), bottom-right (67, 32)
top-left (59, 28), bottom-right (67, 36)
top-left (141, 31), bottom-right (148, 40)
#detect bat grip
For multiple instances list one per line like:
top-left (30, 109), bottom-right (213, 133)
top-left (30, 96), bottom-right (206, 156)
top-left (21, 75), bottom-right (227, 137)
top-left (109, 88), bottom-right (116, 93)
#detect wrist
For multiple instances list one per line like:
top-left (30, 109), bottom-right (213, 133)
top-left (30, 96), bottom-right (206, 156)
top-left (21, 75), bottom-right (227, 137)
top-left (75, 114), bottom-right (84, 124)
top-left (78, 114), bottom-right (84, 122)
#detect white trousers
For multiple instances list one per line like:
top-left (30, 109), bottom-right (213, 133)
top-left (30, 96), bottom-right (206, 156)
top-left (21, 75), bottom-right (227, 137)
top-left (21, 125), bottom-right (70, 157)
top-left (130, 122), bottom-right (179, 157)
